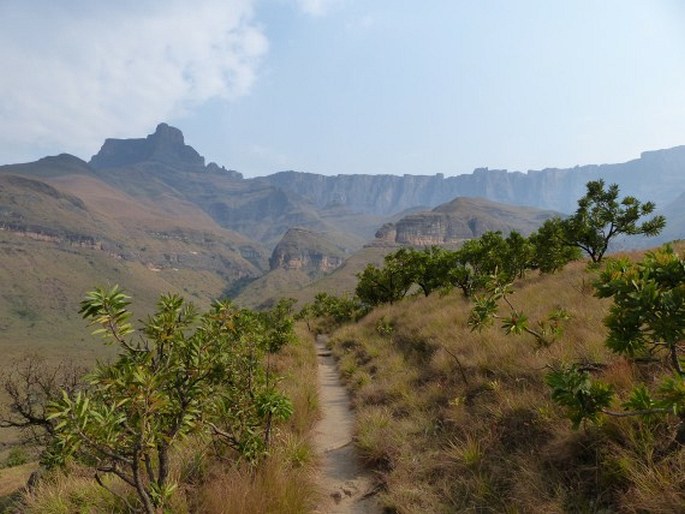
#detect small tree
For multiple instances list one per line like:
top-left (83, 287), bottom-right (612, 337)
top-left (298, 292), bottom-right (366, 328)
top-left (561, 179), bottom-right (665, 263)
top-left (355, 251), bottom-right (414, 306)
top-left (0, 355), bottom-right (84, 446)
top-left (548, 246), bottom-right (685, 427)
top-left (44, 286), bottom-right (293, 513)
top-left (502, 231), bottom-right (535, 279)
top-left (398, 246), bottom-right (456, 297)
top-left (459, 232), bottom-right (508, 278)
top-left (529, 217), bottom-right (581, 273)
top-left (595, 246), bottom-right (685, 377)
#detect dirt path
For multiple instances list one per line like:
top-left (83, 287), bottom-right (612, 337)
top-left (313, 335), bottom-right (380, 514)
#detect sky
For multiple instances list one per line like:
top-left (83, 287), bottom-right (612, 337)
top-left (1, 1), bottom-right (685, 177)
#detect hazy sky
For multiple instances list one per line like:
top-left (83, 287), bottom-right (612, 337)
top-left (1, 1), bottom-right (685, 177)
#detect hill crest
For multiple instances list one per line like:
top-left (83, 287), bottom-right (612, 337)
top-left (375, 196), bottom-right (559, 246)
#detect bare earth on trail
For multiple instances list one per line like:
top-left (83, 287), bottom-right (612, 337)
top-left (313, 335), bottom-right (381, 514)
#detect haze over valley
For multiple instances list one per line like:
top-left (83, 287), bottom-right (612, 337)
top-left (2, 2), bottom-right (685, 512)
top-left (1, 122), bottom-right (684, 325)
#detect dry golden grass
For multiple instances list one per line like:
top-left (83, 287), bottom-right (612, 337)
top-left (192, 325), bottom-right (320, 514)
top-left (328, 255), bottom-right (685, 513)
top-left (6, 322), bottom-right (321, 513)
top-left (193, 446), bottom-right (317, 514)
top-left (19, 466), bottom-right (133, 514)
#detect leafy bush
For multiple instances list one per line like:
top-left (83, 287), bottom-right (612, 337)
top-left (43, 286), bottom-right (294, 514)
top-left (549, 246), bottom-right (685, 426)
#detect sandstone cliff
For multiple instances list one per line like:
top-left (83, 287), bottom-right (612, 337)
top-left (90, 123), bottom-right (206, 171)
top-left (269, 228), bottom-right (346, 275)
top-left (263, 146), bottom-right (685, 216)
top-left (375, 197), bottom-right (559, 246)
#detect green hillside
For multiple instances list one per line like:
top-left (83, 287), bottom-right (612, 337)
top-left (0, 168), bottom-right (266, 359)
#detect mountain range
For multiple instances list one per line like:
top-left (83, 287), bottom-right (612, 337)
top-left (1, 123), bottom-right (684, 347)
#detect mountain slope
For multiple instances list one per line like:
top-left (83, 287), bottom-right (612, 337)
top-left (0, 166), bottom-right (267, 356)
top-left (375, 196), bottom-right (559, 246)
top-left (87, 124), bottom-right (385, 249)
top-left (326, 250), bottom-right (685, 512)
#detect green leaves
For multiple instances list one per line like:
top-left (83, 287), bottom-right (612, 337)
top-left (560, 179), bottom-right (665, 263)
top-left (545, 366), bottom-right (614, 429)
top-left (501, 310), bottom-right (529, 336)
top-left (529, 217), bottom-right (581, 273)
top-left (545, 246), bottom-right (685, 429)
top-left (468, 278), bottom-right (568, 348)
top-left (467, 296), bottom-right (498, 331)
top-left (256, 390), bottom-right (294, 422)
top-left (595, 246), bottom-right (685, 372)
top-left (48, 287), bottom-right (296, 512)
top-left (79, 285), bottom-right (133, 343)
top-left (657, 375), bottom-right (685, 416)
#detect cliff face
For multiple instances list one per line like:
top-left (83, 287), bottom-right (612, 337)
top-left (375, 197), bottom-right (559, 246)
top-left (263, 146), bottom-right (685, 216)
top-left (90, 123), bottom-right (206, 170)
top-left (269, 228), bottom-right (346, 275)
top-left (24, 123), bottom-right (685, 252)
top-left (85, 124), bottom-right (685, 249)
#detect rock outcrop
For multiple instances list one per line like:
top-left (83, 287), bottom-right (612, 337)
top-left (269, 228), bottom-right (346, 275)
top-left (90, 123), bottom-right (206, 170)
top-left (375, 197), bottom-right (559, 246)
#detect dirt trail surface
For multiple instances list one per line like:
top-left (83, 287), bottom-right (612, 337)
top-left (313, 335), bottom-right (380, 514)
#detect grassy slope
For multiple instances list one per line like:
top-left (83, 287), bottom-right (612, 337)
top-left (0, 173), bottom-right (267, 460)
top-left (0, 170), bottom-right (268, 356)
top-left (3, 324), bottom-right (321, 514)
top-left (0, 234), bottom-right (227, 358)
top-left (236, 245), bottom-right (392, 309)
top-left (327, 254), bottom-right (685, 513)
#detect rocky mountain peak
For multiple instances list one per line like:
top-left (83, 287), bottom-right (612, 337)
top-left (89, 123), bottom-right (205, 170)
top-left (153, 122), bottom-right (184, 145)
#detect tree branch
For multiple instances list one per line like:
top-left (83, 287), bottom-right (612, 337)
top-left (95, 471), bottom-right (137, 512)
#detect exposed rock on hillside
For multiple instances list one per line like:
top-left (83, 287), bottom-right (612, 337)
top-left (0, 167), bottom-right (268, 292)
top-left (90, 123), bottom-right (206, 170)
top-left (269, 228), bottom-right (346, 275)
top-left (264, 146), bottom-right (685, 215)
top-left (375, 197), bottom-right (559, 246)
top-left (631, 190), bottom-right (685, 247)
top-left (84, 125), bottom-right (378, 249)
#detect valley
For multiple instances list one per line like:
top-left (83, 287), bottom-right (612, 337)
top-left (1, 124), bottom-right (684, 512)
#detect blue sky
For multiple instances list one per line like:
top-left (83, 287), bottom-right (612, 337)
top-left (1, 1), bottom-right (685, 177)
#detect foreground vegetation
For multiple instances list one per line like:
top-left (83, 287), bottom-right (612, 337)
top-left (2, 179), bottom-right (678, 512)
top-left (1, 292), bottom-right (320, 513)
top-left (325, 251), bottom-right (684, 512)
top-left (299, 181), bottom-right (682, 512)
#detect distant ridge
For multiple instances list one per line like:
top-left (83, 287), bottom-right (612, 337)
top-left (5, 123), bottom-right (685, 248)
top-left (262, 145), bottom-right (685, 215)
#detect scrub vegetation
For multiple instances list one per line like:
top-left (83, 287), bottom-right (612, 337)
top-left (2, 180), bottom-right (680, 513)
top-left (324, 249), bottom-right (684, 512)
top-left (0, 291), bottom-right (320, 513)
top-left (300, 181), bottom-right (683, 512)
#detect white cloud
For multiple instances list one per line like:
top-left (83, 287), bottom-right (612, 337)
top-left (0, 0), bottom-right (267, 162)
